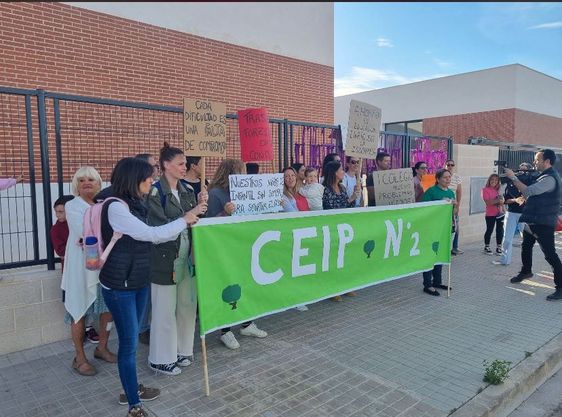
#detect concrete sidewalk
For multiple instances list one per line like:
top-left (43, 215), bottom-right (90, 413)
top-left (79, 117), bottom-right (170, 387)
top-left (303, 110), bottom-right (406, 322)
top-left (1, 236), bottom-right (562, 417)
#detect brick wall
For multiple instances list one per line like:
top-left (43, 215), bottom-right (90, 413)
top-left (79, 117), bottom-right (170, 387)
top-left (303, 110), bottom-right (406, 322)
top-left (423, 108), bottom-right (562, 146)
top-left (514, 109), bottom-right (562, 147)
top-left (422, 109), bottom-right (516, 144)
top-left (0, 2), bottom-right (334, 180)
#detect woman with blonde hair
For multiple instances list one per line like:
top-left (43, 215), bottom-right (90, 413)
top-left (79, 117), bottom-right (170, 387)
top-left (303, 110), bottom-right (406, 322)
top-left (281, 167), bottom-right (309, 212)
top-left (61, 166), bottom-right (116, 376)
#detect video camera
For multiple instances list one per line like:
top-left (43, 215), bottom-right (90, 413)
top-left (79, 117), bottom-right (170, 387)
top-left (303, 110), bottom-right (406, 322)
top-left (495, 160), bottom-right (539, 186)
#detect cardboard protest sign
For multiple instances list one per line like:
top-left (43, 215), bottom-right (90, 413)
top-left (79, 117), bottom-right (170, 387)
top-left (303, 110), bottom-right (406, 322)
top-left (238, 108), bottom-right (274, 162)
top-left (192, 201), bottom-right (452, 335)
top-left (228, 173), bottom-right (284, 216)
top-left (345, 100), bottom-right (382, 159)
top-left (372, 168), bottom-right (415, 206)
top-left (184, 99), bottom-right (227, 157)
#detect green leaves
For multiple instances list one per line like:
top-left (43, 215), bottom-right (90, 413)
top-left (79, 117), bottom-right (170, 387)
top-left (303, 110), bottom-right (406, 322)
top-left (363, 240), bottom-right (375, 258)
top-left (222, 284), bottom-right (241, 310)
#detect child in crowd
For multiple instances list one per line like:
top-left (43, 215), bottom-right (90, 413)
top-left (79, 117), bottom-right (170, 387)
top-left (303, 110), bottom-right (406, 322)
top-left (299, 167), bottom-right (324, 211)
top-left (50, 195), bottom-right (75, 271)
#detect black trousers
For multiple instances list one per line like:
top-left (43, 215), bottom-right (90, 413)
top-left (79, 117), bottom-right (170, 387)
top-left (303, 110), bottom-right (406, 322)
top-left (484, 216), bottom-right (504, 246)
top-left (521, 224), bottom-right (562, 289)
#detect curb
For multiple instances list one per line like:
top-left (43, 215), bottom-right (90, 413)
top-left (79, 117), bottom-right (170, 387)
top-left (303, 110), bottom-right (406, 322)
top-left (450, 331), bottom-right (562, 417)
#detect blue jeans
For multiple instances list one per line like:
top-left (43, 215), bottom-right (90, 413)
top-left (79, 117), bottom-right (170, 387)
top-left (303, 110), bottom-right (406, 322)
top-left (102, 286), bottom-right (149, 409)
top-left (500, 211), bottom-right (522, 265)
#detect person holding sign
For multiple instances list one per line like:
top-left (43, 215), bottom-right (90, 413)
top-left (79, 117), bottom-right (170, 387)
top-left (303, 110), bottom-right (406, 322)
top-left (185, 156), bottom-right (209, 199)
top-left (421, 169), bottom-right (457, 296)
top-left (281, 167), bottom-right (310, 212)
top-left (366, 152), bottom-right (392, 206)
top-left (322, 160), bottom-right (361, 301)
top-left (412, 161), bottom-right (428, 202)
top-left (147, 143), bottom-right (208, 376)
top-left (207, 159), bottom-right (268, 350)
top-left (343, 156), bottom-right (363, 207)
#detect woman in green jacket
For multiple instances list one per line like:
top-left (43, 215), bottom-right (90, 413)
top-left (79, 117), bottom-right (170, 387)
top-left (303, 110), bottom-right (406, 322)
top-left (147, 142), bottom-right (207, 376)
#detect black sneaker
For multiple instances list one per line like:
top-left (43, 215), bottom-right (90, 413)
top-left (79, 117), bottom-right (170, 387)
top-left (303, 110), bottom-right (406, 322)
top-left (546, 290), bottom-right (562, 301)
top-left (495, 247), bottom-right (502, 255)
top-left (510, 272), bottom-right (533, 283)
top-left (149, 361), bottom-right (181, 376)
top-left (483, 246), bottom-right (493, 255)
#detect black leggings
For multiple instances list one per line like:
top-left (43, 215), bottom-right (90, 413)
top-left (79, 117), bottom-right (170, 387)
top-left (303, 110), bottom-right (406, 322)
top-left (484, 215), bottom-right (504, 246)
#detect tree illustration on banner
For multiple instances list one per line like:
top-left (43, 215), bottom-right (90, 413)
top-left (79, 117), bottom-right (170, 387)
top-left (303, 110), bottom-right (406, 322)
top-left (238, 107), bottom-right (274, 162)
top-left (222, 284), bottom-right (241, 310)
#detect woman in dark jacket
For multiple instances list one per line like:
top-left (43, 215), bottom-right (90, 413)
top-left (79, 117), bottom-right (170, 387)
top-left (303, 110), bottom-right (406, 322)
top-left (147, 143), bottom-right (207, 376)
top-left (99, 157), bottom-right (200, 417)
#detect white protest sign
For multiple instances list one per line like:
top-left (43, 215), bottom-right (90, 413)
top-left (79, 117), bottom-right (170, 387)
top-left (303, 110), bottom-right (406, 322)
top-left (372, 168), bottom-right (415, 206)
top-left (229, 173), bottom-right (284, 216)
top-left (345, 100), bottom-right (381, 159)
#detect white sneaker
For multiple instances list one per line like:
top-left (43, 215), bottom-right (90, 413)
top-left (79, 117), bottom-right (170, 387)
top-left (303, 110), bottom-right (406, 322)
top-left (220, 331), bottom-right (240, 349)
top-left (492, 260), bottom-right (506, 266)
top-left (295, 305), bottom-right (309, 312)
top-left (239, 323), bottom-right (268, 338)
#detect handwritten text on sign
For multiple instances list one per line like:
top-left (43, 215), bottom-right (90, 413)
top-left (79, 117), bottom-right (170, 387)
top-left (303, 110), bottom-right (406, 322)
top-left (184, 99), bottom-right (227, 157)
top-left (238, 108), bottom-right (274, 162)
top-left (229, 173), bottom-right (284, 216)
top-left (372, 168), bottom-right (415, 206)
top-left (346, 100), bottom-right (381, 159)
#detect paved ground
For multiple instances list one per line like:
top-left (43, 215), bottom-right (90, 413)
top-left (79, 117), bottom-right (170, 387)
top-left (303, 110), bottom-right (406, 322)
top-left (508, 366), bottom-right (562, 417)
top-left (1, 235), bottom-right (562, 417)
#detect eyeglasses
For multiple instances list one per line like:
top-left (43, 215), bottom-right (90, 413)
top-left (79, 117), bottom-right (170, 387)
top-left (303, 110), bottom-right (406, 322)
top-left (350, 160), bottom-right (360, 165)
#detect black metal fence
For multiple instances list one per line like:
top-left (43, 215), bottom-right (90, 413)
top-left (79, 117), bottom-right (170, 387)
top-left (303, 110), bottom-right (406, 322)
top-left (0, 86), bottom-right (451, 270)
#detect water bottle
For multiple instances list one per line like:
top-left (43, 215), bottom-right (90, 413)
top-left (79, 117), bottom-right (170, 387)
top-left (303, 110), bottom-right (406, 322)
top-left (84, 236), bottom-right (100, 270)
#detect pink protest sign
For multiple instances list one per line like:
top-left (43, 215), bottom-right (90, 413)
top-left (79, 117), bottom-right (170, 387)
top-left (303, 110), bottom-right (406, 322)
top-left (238, 107), bottom-right (274, 162)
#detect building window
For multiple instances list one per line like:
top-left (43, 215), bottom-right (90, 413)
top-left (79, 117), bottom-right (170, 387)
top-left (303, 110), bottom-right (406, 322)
top-left (385, 120), bottom-right (423, 136)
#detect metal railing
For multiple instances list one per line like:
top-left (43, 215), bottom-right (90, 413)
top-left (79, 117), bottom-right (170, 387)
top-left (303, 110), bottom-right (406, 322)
top-left (0, 86), bottom-right (452, 270)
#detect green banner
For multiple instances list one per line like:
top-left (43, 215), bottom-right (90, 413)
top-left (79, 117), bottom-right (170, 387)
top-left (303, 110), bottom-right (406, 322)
top-left (193, 201), bottom-right (452, 335)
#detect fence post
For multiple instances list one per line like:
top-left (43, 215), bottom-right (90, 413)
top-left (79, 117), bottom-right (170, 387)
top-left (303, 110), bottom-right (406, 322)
top-left (37, 89), bottom-right (55, 270)
top-left (447, 136), bottom-right (454, 160)
top-left (25, 95), bottom-right (40, 262)
top-left (277, 122), bottom-right (283, 173)
top-left (283, 119), bottom-right (289, 169)
top-left (53, 98), bottom-right (64, 198)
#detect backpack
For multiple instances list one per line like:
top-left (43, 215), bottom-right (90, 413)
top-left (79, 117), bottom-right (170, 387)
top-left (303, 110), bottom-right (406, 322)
top-left (83, 197), bottom-right (128, 270)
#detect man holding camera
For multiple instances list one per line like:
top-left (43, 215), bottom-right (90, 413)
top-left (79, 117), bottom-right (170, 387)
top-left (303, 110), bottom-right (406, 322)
top-left (505, 149), bottom-right (562, 301)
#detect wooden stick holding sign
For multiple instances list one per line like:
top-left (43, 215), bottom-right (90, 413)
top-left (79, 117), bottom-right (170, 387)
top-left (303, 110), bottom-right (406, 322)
top-left (183, 98), bottom-right (227, 396)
